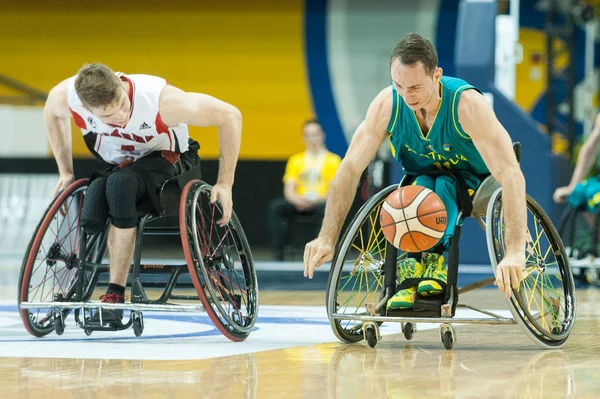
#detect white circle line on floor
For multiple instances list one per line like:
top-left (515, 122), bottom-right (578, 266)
top-left (2, 304), bottom-right (512, 360)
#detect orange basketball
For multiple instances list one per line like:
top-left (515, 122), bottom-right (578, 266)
top-left (379, 185), bottom-right (447, 252)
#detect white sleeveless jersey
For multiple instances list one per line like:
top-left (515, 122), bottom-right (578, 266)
top-left (67, 73), bottom-right (190, 165)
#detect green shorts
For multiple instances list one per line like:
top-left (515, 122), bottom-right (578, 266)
top-left (412, 172), bottom-right (483, 249)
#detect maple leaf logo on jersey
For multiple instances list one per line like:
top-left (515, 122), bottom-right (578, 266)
top-left (139, 122), bottom-right (151, 130)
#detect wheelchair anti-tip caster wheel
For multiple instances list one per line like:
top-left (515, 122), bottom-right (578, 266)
top-left (132, 312), bottom-right (144, 337)
top-left (363, 322), bottom-right (380, 348)
top-left (53, 312), bottom-right (65, 336)
top-left (440, 323), bottom-right (455, 350)
top-left (402, 322), bottom-right (416, 340)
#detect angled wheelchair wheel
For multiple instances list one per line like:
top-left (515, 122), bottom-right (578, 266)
top-left (18, 179), bottom-right (103, 337)
top-left (326, 185), bottom-right (404, 343)
top-left (180, 180), bottom-right (258, 342)
top-left (557, 207), bottom-right (594, 258)
top-left (486, 188), bottom-right (576, 348)
top-left (557, 205), bottom-right (599, 280)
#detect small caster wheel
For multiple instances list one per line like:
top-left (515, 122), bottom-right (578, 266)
top-left (442, 331), bottom-right (454, 350)
top-left (365, 325), bottom-right (378, 348)
top-left (403, 322), bottom-right (416, 340)
top-left (440, 324), bottom-right (455, 350)
top-left (84, 329), bottom-right (93, 336)
top-left (54, 313), bottom-right (65, 336)
top-left (132, 313), bottom-right (144, 337)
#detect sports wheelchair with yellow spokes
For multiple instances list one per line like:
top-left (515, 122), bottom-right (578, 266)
top-left (18, 166), bottom-right (258, 341)
top-left (326, 143), bottom-right (576, 349)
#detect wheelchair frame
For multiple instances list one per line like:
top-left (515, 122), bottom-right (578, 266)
top-left (558, 205), bottom-right (600, 284)
top-left (18, 168), bottom-right (259, 341)
top-left (326, 143), bottom-right (576, 349)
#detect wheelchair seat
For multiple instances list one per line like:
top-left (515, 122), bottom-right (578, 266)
top-left (137, 164), bottom-right (202, 222)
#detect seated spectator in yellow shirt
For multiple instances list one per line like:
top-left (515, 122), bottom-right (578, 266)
top-left (268, 120), bottom-right (342, 261)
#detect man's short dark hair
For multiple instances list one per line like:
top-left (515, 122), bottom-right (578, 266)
top-left (75, 63), bottom-right (122, 109)
top-left (390, 33), bottom-right (438, 75)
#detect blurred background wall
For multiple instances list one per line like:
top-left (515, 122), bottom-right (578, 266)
top-left (1, 0), bottom-right (599, 261)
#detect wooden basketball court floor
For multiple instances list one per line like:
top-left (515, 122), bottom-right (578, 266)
top-left (1, 266), bottom-right (599, 398)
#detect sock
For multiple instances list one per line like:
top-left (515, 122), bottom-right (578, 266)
top-left (107, 283), bottom-right (126, 299)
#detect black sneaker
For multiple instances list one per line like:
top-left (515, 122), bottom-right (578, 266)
top-left (91, 293), bottom-right (125, 326)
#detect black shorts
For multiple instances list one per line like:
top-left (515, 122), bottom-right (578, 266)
top-left (81, 140), bottom-right (201, 231)
top-left (80, 152), bottom-right (177, 231)
top-left (92, 152), bottom-right (178, 205)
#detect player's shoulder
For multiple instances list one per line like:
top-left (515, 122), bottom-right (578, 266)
top-left (365, 86), bottom-right (394, 128)
top-left (456, 86), bottom-right (487, 116)
top-left (50, 77), bottom-right (73, 96)
top-left (46, 78), bottom-right (73, 116)
top-left (371, 86), bottom-right (394, 113)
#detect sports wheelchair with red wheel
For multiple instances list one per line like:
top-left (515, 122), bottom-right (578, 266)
top-left (18, 165), bottom-right (258, 341)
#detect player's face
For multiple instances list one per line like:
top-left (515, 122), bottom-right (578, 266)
top-left (302, 122), bottom-right (325, 149)
top-left (390, 59), bottom-right (442, 111)
top-left (90, 88), bottom-right (131, 127)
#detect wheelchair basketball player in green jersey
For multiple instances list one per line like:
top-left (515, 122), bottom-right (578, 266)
top-left (303, 33), bottom-right (526, 309)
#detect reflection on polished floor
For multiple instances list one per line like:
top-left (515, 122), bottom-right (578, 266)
top-left (2, 285), bottom-right (600, 398)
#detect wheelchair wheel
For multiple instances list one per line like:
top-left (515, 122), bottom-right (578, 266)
top-left (180, 180), bottom-right (258, 342)
top-left (557, 206), bottom-right (599, 280)
top-left (486, 189), bottom-right (576, 348)
top-left (326, 185), bottom-right (403, 343)
top-left (18, 179), bottom-right (103, 337)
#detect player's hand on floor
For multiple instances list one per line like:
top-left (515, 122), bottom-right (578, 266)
top-left (304, 237), bottom-right (335, 279)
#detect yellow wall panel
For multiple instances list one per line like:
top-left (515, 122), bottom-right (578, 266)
top-left (0, 1), bottom-right (313, 159)
top-left (515, 28), bottom-right (569, 113)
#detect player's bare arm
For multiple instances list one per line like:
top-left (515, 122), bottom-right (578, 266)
top-left (458, 89), bottom-right (526, 298)
top-left (303, 87), bottom-right (392, 278)
top-left (44, 79), bottom-right (75, 195)
top-left (159, 85), bottom-right (242, 225)
top-left (554, 113), bottom-right (600, 203)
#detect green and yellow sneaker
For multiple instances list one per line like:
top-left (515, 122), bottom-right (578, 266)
top-left (417, 253), bottom-right (447, 296)
top-left (386, 258), bottom-right (424, 310)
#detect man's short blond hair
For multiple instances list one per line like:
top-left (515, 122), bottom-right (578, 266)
top-left (74, 63), bottom-right (122, 109)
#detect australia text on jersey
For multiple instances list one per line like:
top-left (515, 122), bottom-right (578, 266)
top-left (403, 143), bottom-right (469, 170)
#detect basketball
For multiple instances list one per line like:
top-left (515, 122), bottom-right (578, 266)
top-left (380, 185), bottom-right (447, 252)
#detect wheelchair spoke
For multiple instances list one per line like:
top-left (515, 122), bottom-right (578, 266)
top-left (47, 193), bottom-right (82, 256)
top-left (20, 181), bottom-right (91, 337)
top-left (182, 182), bottom-right (258, 339)
top-left (209, 227), bottom-right (231, 259)
top-left (487, 190), bottom-right (575, 346)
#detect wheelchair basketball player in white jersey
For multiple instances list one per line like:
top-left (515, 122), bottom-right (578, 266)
top-left (44, 62), bottom-right (242, 325)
